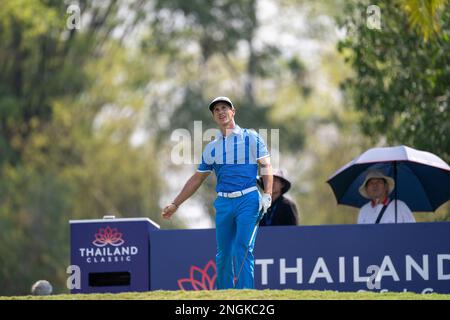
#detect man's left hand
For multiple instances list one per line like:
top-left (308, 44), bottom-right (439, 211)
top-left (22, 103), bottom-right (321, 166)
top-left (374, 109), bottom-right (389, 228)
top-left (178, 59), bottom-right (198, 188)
top-left (261, 193), bottom-right (272, 214)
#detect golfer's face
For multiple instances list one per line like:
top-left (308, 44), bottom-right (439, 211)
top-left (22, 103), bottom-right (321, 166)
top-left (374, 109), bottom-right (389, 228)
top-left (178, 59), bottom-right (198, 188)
top-left (365, 178), bottom-right (388, 200)
top-left (212, 103), bottom-right (235, 126)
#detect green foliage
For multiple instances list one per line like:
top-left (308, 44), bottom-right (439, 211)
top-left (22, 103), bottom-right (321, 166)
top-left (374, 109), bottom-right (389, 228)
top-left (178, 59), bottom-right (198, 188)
top-left (152, 0), bottom-right (257, 60)
top-left (0, 0), bottom-right (63, 165)
top-left (0, 0), bottom-right (164, 295)
top-left (337, 1), bottom-right (450, 162)
top-left (401, 0), bottom-right (449, 41)
top-left (0, 165), bottom-right (71, 295)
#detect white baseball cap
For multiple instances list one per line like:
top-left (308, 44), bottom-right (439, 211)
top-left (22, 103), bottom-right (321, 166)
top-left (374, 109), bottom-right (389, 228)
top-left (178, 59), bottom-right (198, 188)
top-left (208, 96), bottom-right (234, 112)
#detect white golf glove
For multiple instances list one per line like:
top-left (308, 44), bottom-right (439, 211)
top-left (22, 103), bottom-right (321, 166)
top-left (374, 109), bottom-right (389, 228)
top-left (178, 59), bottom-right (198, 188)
top-left (261, 193), bottom-right (272, 214)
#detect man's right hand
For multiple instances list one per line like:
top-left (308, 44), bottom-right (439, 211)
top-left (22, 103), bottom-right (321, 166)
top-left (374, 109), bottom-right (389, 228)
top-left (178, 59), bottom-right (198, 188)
top-left (161, 203), bottom-right (178, 220)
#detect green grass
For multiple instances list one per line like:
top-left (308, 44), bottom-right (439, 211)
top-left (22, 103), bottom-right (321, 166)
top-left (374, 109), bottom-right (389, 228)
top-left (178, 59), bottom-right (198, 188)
top-left (2, 289), bottom-right (450, 300)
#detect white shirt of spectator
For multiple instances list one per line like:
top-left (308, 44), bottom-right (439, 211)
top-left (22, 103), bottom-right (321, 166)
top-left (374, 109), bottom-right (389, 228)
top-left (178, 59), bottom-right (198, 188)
top-left (357, 199), bottom-right (415, 224)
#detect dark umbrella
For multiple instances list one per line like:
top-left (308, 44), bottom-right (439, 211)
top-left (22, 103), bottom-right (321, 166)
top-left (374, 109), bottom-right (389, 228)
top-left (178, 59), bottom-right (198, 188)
top-left (327, 145), bottom-right (450, 222)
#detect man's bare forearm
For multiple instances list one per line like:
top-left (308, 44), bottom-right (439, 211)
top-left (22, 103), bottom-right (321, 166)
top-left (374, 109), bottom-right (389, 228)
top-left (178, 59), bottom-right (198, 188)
top-left (172, 171), bottom-right (209, 206)
top-left (261, 167), bottom-right (273, 195)
top-left (259, 159), bottom-right (273, 195)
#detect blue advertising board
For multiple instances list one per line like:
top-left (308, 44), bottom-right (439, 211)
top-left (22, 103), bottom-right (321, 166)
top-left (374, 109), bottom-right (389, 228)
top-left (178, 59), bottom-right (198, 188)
top-left (150, 222), bottom-right (450, 294)
top-left (70, 218), bottom-right (159, 293)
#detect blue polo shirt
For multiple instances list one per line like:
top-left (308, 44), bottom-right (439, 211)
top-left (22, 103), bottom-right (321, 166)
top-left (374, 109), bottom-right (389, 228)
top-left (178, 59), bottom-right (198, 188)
top-left (197, 125), bottom-right (270, 193)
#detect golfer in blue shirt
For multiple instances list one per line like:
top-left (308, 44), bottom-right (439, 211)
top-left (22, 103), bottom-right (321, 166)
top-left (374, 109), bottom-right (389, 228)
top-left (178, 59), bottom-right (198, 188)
top-left (162, 96), bottom-right (273, 289)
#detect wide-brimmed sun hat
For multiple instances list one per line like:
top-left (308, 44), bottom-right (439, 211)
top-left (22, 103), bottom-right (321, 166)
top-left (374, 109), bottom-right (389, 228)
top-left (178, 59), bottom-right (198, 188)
top-left (358, 169), bottom-right (395, 199)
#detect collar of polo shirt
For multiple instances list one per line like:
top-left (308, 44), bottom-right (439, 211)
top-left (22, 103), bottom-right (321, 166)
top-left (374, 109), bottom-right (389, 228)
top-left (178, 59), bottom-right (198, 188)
top-left (217, 124), bottom-right (242, 138)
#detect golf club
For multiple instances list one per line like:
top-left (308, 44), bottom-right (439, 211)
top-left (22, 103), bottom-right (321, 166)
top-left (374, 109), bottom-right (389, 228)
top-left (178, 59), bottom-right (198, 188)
top-left (233, 209), bottom-right (265, 288)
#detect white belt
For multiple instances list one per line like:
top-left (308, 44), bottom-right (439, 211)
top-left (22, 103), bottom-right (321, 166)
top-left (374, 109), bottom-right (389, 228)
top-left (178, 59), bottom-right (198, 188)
top-left (217, 186), bottom-right (258, 198)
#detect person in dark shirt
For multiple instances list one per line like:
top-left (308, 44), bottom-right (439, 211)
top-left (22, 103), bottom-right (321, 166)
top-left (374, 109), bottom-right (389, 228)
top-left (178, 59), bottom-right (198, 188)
top-left (257, 169), bottom-right (298, 226)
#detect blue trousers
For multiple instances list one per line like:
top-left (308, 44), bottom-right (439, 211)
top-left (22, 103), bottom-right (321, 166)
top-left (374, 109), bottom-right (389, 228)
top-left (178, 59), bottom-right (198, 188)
top-left (214, 190), bottom-right (260, 289)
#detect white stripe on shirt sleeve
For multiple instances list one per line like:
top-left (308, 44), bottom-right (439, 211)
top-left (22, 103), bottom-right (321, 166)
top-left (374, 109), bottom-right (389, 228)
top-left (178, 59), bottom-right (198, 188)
top-left (256, 154), bottom-right (270, 160)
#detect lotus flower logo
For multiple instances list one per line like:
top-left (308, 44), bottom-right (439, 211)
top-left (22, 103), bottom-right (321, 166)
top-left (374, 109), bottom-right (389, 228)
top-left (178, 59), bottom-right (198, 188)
top-left (92, 226), bottom-right (125, 247)
top-left (177, 260), bottom-right (217, 290)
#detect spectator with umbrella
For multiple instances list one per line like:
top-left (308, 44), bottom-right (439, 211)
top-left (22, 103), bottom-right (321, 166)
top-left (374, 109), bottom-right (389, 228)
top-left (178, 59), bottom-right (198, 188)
top-left (357, 169), bottom-right (415, 224)
top-left (327, 145), bottom-right (450, 223)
